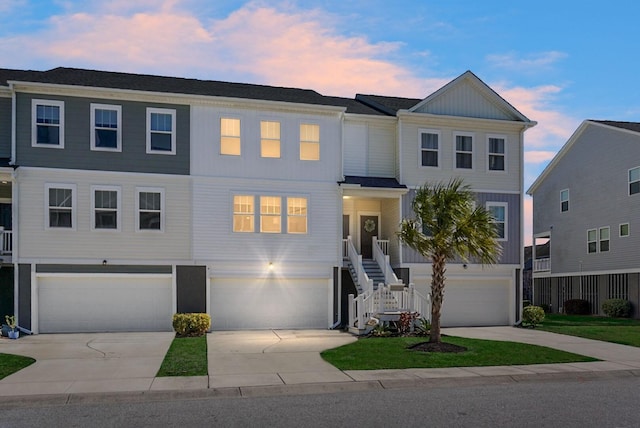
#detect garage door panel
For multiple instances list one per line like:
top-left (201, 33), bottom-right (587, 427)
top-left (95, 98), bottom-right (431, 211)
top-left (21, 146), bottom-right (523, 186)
top-left (211, 278), bottom-right (328, 330)
top-left (441, 280), bottom-right (510, 327)
top-left (38, 276), bottom-right (172, 333)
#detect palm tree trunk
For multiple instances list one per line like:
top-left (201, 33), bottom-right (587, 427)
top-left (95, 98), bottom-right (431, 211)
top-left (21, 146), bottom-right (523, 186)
top-left (430, 253), bottom-right (446, 343)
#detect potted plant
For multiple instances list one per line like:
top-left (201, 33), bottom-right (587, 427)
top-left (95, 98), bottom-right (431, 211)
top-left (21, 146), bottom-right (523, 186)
top-left (5, 315), bottom-right (18, 339)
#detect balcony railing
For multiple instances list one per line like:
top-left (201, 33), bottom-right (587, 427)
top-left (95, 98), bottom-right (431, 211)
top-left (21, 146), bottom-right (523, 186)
top-left (1, 230), bottom-right (12, 254)
top-left (533, 257), bottom-right (550, 272)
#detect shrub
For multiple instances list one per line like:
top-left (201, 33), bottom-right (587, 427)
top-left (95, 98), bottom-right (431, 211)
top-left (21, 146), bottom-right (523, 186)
top-left (601, 299), bottom-right (632, 318)
top-left (539, 303), bottom-right (552, 313)
top-left (563, 299), bottom-right (591, 315)
top-left (172, 313), bottom-right (211, 337)
top-left (415, 318), bottom-right (431, 336)
top-left (398, 312), bottom-right (419, 335)
top-left (522, 305), bottom-right (545, 328)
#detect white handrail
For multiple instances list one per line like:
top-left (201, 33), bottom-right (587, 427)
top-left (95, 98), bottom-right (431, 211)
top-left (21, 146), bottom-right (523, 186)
top-left (372, 236), bottom-right (399, 285)
top-left (342, 239), bottom-right (349, 259)
top-left (533, 257), bottom-right (550, 272)
top-left (347, 235), bottom-right (373, 293)
top-left (1, 230), bottom-right (10, 254)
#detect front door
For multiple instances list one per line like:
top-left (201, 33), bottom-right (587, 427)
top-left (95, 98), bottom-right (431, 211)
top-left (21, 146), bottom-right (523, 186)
top-left (360, 215), bottom-right (378, 259)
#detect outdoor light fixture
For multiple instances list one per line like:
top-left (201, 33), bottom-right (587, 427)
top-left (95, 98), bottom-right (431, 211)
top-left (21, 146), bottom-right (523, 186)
top-left (268, 262), bottom-right (274, 271)
top-left (102, 260), bottom-right (107, 266)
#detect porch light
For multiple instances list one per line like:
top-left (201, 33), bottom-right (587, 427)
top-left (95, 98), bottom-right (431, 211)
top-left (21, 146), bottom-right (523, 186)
top-left (268, 262), bottom-right (274, 271)
top-left (102, 260), bottom-right (107, 266)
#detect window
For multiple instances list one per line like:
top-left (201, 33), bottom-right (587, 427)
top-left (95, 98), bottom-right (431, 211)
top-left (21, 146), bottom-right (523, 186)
top-left (620, 223), bottom-right (630, 237)
top-left (287, 197), bottom-right (307, 234)
top-left (260, 196), bottom-right (281, 233)
top-left (146, 108), bottom-right (176, 154)
top-left (300, 124), bottom-right (320, 160)
top-left (32, 99), bottom-right (64, 148)
top-left (455, 133), bottom-right (473, 169)
top-left (221, 118), bottom-right (241, 155)
top-left (629, 167), bottom-right (640, 195)
top-left (233, 195), bottom-right (254, 232)
top-left (419, 130), bottom-right (439, 167)
top-left (91, 104), bottom-right (121, 151)
top-left (92, 186), bottom-right (120, 231)
top-left (599, 227), bottom-right (610, 252)
top-left (261, 121), bottom-right (280, 158)
top-left (560, 189), bottom-right (569, 212)
top-left (487, 202), bottom-right (507, 240)
top-left (587, 229), bottom-right (597, 253)
top-left (137, 188), bottom-right (164, 231)
top-left (45, 184), bottom-right (75, 229)
top-left (488, 136), bottom-right (506, 171)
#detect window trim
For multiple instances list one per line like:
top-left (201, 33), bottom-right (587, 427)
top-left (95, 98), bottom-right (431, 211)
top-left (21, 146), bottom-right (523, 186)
top-left (560, 189), bottom-right (569, 213)
top-left (486, 202), bottom-right (508, 241)
top-left (299, 123), bottom-right (320, 161)
top-left (619, 223), bottom-right (630, 238)
top-left (260, 196), bottom-right (282, 233)
top-left (453, 131), bottom-right (474, 170)
top-left (629, 166), bottom-right (640, 195)
top-left (146, 108), bottom-right (176, 155)
top-left (599, 226), bottom-right (610, 252)
top-left (44, 183), bottom-right (76, 230)
top-left (232, 194), bottom-right (255, 233)
top-left (486, 134), bottom-right (507, 173)
top-left (220, 117), bottom-right (242, 156)
top-left (135, 187), bottom-right (165, 232)
top-left (32, 99), bottom-right (65, 148)
top-left (418, 129), bottom-right (440, 168)
top-left (260, 120), bottom-right (281, 158)
top-left (286, 196), bottom-right (308, 234)
top-left (91, 185), bottom-right (121, 232)
top-left (90, 103), bottom-right (122, 152)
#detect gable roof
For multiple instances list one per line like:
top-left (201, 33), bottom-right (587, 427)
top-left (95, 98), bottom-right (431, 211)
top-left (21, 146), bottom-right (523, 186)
top-left (591, 120), bottom-right (640, 133)
top-left (354, 94), bottom-right (422, 115)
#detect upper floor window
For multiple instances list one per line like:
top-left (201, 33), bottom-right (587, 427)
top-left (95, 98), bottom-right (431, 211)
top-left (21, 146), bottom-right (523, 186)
top-left (233, 195), bottom-right (254, 232)
top-left (620, 223), bottom-right (630, 237)
top-left (300, 124), bottom-right (320, 161)
top-left (146, 108), bottom-right (176, 155)
top-left (487, 202), bottom-right (507, 240)
top-left (92, 186), bottom-right (121, 231)
top-left (587, 229), bottom-right (597, 253)
top-left (221, 118), bottom-right (241, 156)
top-left (629, 167), bottom-right (640, 195)
top-left (91, 104), bottom-right (121, 152)
top-left (488, 136), bottom-right (506, 171)
top-left (136, 188), bottom-right (164, 232)
top-left (32, 99), bottom-right (64, 148)
top-left (45, 183), bottom-right (75, 229)
top-left (599, 227), bottom-right (610, 252)
top-left (260, 196), bottom-right (281, 233)
top-left (560, 189), bottom-right (569, 212)
top-left (261, 121), bottom-right (281, 158)
top-left (588, 227), bottom-right (610, 253)
top-left (287, 197), bottom-right (307, 234)
top-left (455, 133), bottom-right (473, 169)
top-left (419, 130), bottom-right (439, 167)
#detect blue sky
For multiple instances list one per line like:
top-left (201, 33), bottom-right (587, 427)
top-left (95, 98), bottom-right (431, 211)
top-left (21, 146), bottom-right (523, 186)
top-left (1, 0), bottom-right (638, 243)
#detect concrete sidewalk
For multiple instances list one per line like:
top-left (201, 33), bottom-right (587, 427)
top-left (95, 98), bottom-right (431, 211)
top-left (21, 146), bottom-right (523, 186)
top-left (1, 327), bottom-right (640, 401)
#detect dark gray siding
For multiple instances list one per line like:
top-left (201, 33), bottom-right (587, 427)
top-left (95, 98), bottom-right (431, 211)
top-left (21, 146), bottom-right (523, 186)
top-left (176, 265), bottom-right (206, 313)
top-left (0, 97), bottom-right (11, 158)
top-left (36, 264), bottom-right (172, 274)
top-left (15, 93), bottom-right (189, 174)
top-left (401, 190), bottom-right (521, 264)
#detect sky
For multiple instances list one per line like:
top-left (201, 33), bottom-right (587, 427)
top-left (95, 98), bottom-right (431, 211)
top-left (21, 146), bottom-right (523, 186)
top-left (1, 0), bottom-right (639, 245)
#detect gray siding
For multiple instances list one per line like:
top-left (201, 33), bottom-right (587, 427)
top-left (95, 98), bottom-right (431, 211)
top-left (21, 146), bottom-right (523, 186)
top-left (401, 190), bottom-right (520, 264)
top-left (15, 93), bottom-right (190, 174)
top-left (0, 97), bottom-right (11, 158)
top-left (532, 123), bottom-right (640, 274)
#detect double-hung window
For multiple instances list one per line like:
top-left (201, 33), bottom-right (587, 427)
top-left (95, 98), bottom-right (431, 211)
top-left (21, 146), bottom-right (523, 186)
top-left (146, 108), bottom-right (176, 154)
top-left (137, 188), bottom-right (164, 231)
top-left (599, 227), bottom-right (610, 252)
top-left (221, 118), bottom-right (241, 155)
top-left (261, 121), bottom-right (281, 158)
top-left (32, 99), bottom-right (64, 148)
top-left (488, 135), bottom-right (506, 171)
top-left (487, 202), bottom-right (507, 240)
top-left (560, 189), bottom-right (569, 212)
top-left (587, 229), bottom-right (597, 253)
top-left (260, 196), bottom-right (281, 233)
top-left (300, 124), bottom-right (320, 161)
top-left (233, 195), bottom-right (254, 232)
top-left (45, 183), bottom-right (75, 229)
top-left (587, 227), bottom-right (610, 253)
top-left (419, 130), bottom-right (439, 167)
top-left (92, 186), bottom-right (120, 231)
top-left (287, 197), bottom-right (307, 234)
top-left (91, 104), bottom-right (121, 151)
top-left (629, 167), bottom-right (640, 195)
top-left (455, 133), bottom-right (473, 169)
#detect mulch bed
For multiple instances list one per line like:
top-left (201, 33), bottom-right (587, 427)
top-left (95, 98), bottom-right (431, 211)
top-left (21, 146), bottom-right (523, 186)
top-left (409, 341), bottom-right (467, 353)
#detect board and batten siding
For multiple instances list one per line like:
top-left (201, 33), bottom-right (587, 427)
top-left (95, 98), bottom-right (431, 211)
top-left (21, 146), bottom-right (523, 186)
top-left (15, 93), bottom-right (190, 174)
top-left (17, 167), bottom-right (192, 262)
top-left (401, 190), bottom-right (520, 265)
top-left (343, 119), bottom-right (396, 178)
top-left (532, 123), bottom-right (640, 274)
top-left (0, 96), bottom-right (11, 158)
top-left (190, 104), bottom-right (342, 182)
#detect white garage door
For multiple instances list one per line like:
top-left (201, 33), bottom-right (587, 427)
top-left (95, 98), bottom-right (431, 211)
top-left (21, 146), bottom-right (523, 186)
top-left (211, 278), bottom-right (329, 330)
top-left (441, 279), bottom-right (511, 327)
top-left (38, 275), bottom-right (173, 333)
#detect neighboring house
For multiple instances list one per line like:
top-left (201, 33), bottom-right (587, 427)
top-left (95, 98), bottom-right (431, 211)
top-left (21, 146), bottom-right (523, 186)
top-left (527, 120), bottom-right (640, 316)
top-left (0, 67), bottom-right (534, 333)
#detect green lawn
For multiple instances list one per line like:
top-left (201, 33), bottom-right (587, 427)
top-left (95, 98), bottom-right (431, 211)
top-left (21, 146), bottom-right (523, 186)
top-left (0, 353), bottom-right (35, 380)
top-left (157, 335), bottom-right (208, 377)
top-left (538, 314), bottom-right (640, 347)
top-left (321, 335), bottom-right (597, 370)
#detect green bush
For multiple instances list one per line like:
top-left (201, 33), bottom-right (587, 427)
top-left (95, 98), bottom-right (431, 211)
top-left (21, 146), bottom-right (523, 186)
top-left (601, 299), bottom-right (632, 318)
top-left (539, 303), bottom-right (551, 313)
top-left (522, 305), bottom-right (545, 328)
top-left (172, 313), bottom-right (211, 337)
top-left (563, 299), bottom-right (591, 315)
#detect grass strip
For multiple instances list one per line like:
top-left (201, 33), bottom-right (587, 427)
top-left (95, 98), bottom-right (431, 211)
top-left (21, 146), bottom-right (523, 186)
top-left (538, 314), bottom-right (640, 347)
top-left (321, 335), bottom-right (597, 371)
top-left (0, 353), bottom-right (36, 380)
top-left (157, 335), bottom-right (208, 377)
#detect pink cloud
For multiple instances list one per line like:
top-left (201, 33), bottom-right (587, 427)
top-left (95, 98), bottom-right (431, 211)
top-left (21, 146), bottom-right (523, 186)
top-left (525, 151), bottom-right (556, 164)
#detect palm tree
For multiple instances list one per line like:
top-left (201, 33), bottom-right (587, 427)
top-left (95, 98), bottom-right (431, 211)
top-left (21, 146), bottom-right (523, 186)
top-left (398, 178), bottom-right (501, 343)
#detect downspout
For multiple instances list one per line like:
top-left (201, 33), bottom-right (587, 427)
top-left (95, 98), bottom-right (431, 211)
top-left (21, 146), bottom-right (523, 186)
top-left (10, 84), bottom-right (16, 165)
top-left (517, 126), bottom-right (525, 325)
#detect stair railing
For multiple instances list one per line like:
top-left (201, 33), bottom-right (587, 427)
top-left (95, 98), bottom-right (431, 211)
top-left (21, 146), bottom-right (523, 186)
top-left (347, 235), bottom-right (373, 293)
top-left (372, 236), bottom-right (400, 285)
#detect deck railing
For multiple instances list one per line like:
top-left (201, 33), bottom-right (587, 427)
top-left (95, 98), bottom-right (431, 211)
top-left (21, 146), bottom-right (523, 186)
top-left (372, 236), bottom-right (399, 285)
top-left (1, 230), bottom-right (11, 254)
top-left (533, 257), bottom-right (550, 272)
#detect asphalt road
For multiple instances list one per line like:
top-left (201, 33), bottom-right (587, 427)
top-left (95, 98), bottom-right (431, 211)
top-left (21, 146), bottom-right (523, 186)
top-left (3, 376), bottom-right (639, 427)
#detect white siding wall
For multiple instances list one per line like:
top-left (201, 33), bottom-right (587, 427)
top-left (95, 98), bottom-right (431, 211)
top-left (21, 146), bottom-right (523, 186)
top-left (343, 122), bottom-right (367, 176)
top-left (17, 167), bottom-right (192, 262)
top-left (343, 118), bottom-right (396, 178)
